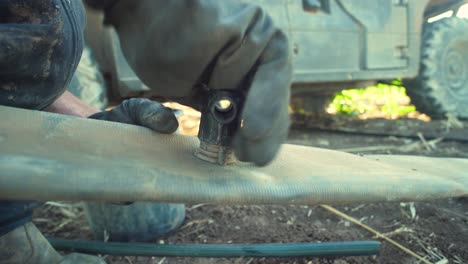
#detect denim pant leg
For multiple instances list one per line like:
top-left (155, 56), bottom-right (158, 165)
top-left (0, 201), bottom-right (43, 236)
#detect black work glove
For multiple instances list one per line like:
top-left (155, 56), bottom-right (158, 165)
top-left (89, 98), bottom-right (179, 134)
top-left (90, 98), bottom-right (177, 205)
top-left (86, 0), bottom-right (292, 166)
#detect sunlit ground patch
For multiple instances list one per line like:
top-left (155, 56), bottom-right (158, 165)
top-left (327, 82), bottom-right (430, 121)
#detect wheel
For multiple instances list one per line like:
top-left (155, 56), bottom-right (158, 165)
top-left (68, 46), bottom-right (108, 111)
top-left (405, 17), bottom-right (468, 119)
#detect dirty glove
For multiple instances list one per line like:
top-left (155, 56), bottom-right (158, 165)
top-left (86, 0), bottom-right (293, 166)
top-left (88, 98), bottom-right (178, 206)
top-left (89, 98), bottom-right (178, 134)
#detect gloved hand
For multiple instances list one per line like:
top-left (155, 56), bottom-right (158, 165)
top-left (86, 0), bottom-right (292, 166)
top-left (89, 98), bottom-right (179, 134)
top-left (86, 98), bottom-right (185, 237)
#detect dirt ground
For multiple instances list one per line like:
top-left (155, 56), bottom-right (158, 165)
top-left (34, 113), bottom-right (468, 264)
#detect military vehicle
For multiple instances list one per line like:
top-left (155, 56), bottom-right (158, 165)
top-left (76, 0), bottom-right (468, 118)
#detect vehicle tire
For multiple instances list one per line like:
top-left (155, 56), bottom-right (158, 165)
top-left (68, 46), bottom-right (109, 111)
top-left (405, 17), bottom-right (468, 119)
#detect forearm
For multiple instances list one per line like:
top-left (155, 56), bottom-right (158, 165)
top-left (44, 91), bottom-right (100, 118)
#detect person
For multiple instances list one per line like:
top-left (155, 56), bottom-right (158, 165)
top-left (0, 0), bottom-right (292, 263)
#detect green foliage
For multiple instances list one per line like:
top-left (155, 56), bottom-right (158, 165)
top-left (329, 82), bottom-right (416, 118)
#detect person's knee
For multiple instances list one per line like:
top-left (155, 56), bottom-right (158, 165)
top-left (84, 202), bottom-right (185, 242)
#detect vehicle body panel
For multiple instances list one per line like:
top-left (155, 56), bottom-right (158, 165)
top-left (82, 0), bottom-right (466, 98)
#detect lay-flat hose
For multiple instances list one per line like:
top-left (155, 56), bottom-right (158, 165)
top-left (0, 105), bottom-right (467, 204)
top-left (47, 238), bottom-right (381, 258)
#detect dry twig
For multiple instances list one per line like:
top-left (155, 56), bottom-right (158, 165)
top-left (375, 226), bottom-right (414, 239)
top-left (50, 218), bottom-right (73, 233)
top-left (187, 204), bottom-right (209, 211)
top-left (320, 205), bottom-right (433, 264)
top-left (444, 113), bottom-right (464, 132)
top-left (180, 219), bottom-right (214, 230)
top-left (124, 256), bottom-right (134, 264)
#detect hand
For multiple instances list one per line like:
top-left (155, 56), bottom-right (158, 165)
top-left (89, 98), bottom-right (178, 205)
top-left (89, 0), bottom-right (292, 166)
top-left (89, 98), bottom-right (178, 134)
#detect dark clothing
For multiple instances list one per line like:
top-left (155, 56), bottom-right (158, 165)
top-left (0, 201), bottom-right (42, 236)
top-left (0, 0), bottom-right (85, 110)
top-left (1, 0), bottom-right (292, 235)
top-left (0, 0), bottom-right (85, 236)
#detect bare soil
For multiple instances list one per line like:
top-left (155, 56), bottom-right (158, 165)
top-left (34, 115), bottom-right (468, 264)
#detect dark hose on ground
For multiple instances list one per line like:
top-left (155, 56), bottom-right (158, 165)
top-left (48, 237), bottom-right (380, 258)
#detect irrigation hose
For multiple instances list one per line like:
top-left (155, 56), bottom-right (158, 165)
top-left (48, 238), bottom-right (380, 258)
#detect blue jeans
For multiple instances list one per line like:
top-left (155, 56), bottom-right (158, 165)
top-left (0, 201), bottom-right (43, 236)
top-left (0, 0), bottom-right (85, 236)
